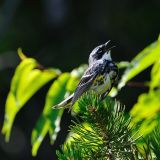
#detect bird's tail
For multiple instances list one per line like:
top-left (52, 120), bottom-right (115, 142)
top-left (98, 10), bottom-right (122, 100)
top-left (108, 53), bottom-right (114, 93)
top-left (52, 93), bottom-right (74, 109)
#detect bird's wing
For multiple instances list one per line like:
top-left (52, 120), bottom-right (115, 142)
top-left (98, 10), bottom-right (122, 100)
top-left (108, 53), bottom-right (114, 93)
top-left (71, 63), bottom-right (100, 105)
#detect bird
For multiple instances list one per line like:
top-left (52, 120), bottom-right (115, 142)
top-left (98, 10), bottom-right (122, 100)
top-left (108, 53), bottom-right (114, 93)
top-left (52, 41), bottom-right (118, 109)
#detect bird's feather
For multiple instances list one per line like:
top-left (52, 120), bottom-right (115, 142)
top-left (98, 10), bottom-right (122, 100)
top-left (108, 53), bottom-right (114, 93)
top-left (71, 63), bottom-right (100, 105)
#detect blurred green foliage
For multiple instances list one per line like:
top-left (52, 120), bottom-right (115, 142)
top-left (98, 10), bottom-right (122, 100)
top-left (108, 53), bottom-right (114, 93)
top-left (1, 36), bottom-right (160, 158)
top-left (2, 49), bottom-right (61, 142)
top-left (117, 36), bottom-right (160, 137)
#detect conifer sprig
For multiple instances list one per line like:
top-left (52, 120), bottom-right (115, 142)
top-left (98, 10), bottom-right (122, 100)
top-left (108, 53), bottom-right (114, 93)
top-left (57, 92), bottom-right (139, 159)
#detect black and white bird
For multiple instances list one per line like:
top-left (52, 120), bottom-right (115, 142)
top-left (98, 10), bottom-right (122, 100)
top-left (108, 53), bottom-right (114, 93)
top-left (53, 41), bottom-right (118, 109)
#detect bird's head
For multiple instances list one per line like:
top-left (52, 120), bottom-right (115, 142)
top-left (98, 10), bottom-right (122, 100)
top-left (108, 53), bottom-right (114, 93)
top-left (89, 41), bottom-right (114, 65)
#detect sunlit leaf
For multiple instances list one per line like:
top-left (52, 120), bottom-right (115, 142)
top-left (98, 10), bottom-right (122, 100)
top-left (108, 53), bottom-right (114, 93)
top-left (130, 91), bottom-right (160, 136)
top-left (150, 60), bottom-right (160, 91)
top-left (117, 61), bottom-right (130, 69)
top-left (118, 36), bottom-right (160, 89)
top-left (31, 73), bottom-right (70, 156)
top-left (108, 87), bottom-right (118, 97)
top-left (31, 65), bottom-right (86, 156)
top-left (2, 54), bottom-right (60, 141)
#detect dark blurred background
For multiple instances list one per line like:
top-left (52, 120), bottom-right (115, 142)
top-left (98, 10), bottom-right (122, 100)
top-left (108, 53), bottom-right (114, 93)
top-left (0, 0), bottom-right (160, 159)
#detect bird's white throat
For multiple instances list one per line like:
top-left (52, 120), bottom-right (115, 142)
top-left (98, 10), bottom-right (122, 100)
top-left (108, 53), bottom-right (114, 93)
top-left (102, 51), bottom-right (112, 61)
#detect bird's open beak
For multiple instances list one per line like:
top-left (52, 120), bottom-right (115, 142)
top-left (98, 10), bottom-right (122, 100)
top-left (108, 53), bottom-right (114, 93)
top-left (104, 40), bottom-right (111, 47)
top-left (104, 41), bottom-right (115, 53)
top-left (104, 40), bottom-right (111, 53)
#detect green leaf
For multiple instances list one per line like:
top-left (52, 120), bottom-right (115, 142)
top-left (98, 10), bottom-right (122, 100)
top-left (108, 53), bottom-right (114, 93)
top-left (117, 61), bottom-right (130, 69)
top-left (31, 65), bottom-right (86, 156)
top-left (150, 60), bottom-right (160, 91)
top-left (2, 55), bottom-right (60, 141)
top-left (118, 36), bottom-right (160, 89)
top-left (31, 73), bottom-right (70, 156)
top-left (130, 91), bottom-right (160, 136)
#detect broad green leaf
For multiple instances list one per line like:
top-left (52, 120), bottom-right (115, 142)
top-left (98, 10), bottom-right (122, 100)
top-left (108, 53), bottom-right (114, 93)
top-left (130, 91), bottom-right (160, 136)
top-left (31, 73), bottom-right (70, 156)
top-left (11, 58), bottom-right (37, 98)
top-left (118, 36), bottom-right (160, 89)
top-left (130, 54), bottom-right (160, 136)
top-left (31, 65), bottom-right (86, 156)
top-left (2, 55), bottom-right (60, 141)
top-left (150, 60), bottom-right (160, 91)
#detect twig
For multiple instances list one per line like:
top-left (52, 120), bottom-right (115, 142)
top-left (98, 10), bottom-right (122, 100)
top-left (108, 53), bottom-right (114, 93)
top-left (126, 81), bottom-right (149, 88)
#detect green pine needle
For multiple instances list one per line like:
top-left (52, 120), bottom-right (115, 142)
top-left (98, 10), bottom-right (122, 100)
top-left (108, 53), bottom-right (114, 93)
top-left (57, 92), bottom-right (139, 159)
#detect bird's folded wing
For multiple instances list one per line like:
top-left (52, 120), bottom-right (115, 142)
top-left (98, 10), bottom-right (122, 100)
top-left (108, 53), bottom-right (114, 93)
top-left (71, 64), bottom-right (100, 105)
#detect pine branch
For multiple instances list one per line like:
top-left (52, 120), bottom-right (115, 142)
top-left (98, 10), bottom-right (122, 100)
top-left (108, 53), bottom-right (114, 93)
top-left (143, 127), bottom-right (160, 159)
top-left (56, 143), bottom-right (83, 160)
top-left (57, 92), bottom-right (141, 159)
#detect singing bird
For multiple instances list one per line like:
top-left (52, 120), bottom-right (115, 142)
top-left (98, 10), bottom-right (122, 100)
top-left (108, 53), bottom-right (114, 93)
top-left (53, 41), bottom-right (118, 109)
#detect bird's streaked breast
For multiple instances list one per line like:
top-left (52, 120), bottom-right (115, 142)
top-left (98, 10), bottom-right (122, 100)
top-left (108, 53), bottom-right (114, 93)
top-left (91, 74), bottom-right (111, 94)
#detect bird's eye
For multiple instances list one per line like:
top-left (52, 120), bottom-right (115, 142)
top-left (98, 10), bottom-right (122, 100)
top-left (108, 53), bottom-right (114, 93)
top-left (96, 48), bottom-right (104, 59)
top-left (98, 48), bottom-right (102, 53)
